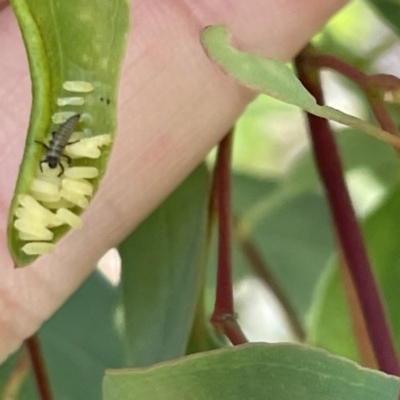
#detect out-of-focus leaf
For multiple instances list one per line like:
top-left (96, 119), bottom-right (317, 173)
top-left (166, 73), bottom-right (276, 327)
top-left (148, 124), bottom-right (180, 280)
top-left (103, 343), bottom-right (400, 400)
top-left (284, 126), bottom-right (399, 199)
top-left (308, 183), bottom-right (400, 361)
top-left (234, 174), bottom-right (333, 320)
top-left (231, 173), bottom-right (278, 212)
top-left (118, 165), bottom-right (209, 367)
top-left (200, 25), bottom-right (400, 149)
top-left (0, 271), bottom-right (124, 400)
top-left (315, 0), bottom-right (388, 66)
top-left (368, 0), bottom-right (400, 36)
top-left (292, 126), bottom-right (397, 181)
top-left (250, 192), bottom-right (333, 318)
top-left (39, 271), bottom-right (124, 400)
top-left (0, 349), bottom-right (36, 399)
top-left (185, 293), bottom-right (224, 355)
top-left (204, 172), bottom-right (333, 325)
top-left (204, 174), bottom-right (279, 313)
top-left (336, 128), bottom-right (399, 186)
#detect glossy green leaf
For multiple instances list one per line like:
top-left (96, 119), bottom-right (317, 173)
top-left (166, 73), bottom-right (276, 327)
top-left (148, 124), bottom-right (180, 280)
top-left (8, 0), bottom-right (129, 266)
top-left (200, 25), bottom-right (400, 149)
top-left (103, 343), bottom-right (400, 400)
top-left (118, 165), bottom-right (209, 367)
top-left (308, 183), bottom-right (400, 361)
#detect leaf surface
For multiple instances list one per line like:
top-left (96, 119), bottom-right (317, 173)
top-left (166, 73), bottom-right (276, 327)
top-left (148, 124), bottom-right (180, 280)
top-left (119, 166), bottom-right (210, 366)
top-left (103, 343), bottom-right (400, 400)
top-left (200, 25), bottom-right (400, 149)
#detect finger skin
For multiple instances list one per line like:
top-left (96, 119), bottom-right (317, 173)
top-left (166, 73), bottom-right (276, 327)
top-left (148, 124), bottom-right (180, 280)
top-left (0, 0), bottom-right (347, 360)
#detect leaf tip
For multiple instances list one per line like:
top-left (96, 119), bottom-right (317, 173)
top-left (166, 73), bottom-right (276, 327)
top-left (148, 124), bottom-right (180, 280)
top-left (200, 24), bottom-right (230, 48)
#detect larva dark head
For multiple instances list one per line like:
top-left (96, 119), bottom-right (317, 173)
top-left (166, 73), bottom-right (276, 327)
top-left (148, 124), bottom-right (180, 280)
top-left (47, 157), bottom-right (58, 169)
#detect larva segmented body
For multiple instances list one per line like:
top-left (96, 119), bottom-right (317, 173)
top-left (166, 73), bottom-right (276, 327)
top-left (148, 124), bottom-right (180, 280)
top-left (12, 80), bottom-right (112, 257)
top-left (37, 114), bottom-right (80, 176)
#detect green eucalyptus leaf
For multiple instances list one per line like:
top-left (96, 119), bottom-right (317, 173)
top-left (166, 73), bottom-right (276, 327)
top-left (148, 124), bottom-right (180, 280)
top-left (103, 343), bottom-right (400, 400)
top-left (118, 165), bottom-right (210, 367)
top-left (201, 25), bottom-right (317, 110)
top-left (200, 25), bottom-right (400, 149)
top-left (8, 0), bottom-right (129, 266)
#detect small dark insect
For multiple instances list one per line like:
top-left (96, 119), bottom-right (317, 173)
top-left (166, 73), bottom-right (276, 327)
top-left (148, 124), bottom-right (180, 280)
top-left (36, 114), bottom-right (80, 176)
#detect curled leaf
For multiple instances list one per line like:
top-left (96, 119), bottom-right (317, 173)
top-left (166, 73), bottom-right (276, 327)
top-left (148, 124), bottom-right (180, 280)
top-left (8, 0), bottom-right (129, 266)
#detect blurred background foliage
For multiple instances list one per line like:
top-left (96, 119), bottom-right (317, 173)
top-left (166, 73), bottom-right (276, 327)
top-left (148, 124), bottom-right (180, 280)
top-left (3, 0), bottom-right (400, 398)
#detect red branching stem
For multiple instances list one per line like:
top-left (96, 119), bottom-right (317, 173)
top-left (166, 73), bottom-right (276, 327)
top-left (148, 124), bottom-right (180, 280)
top-left (210, 132), bottom-right (247, 345)
top-left (367, 94), bottom-right (399, 137)
top-left (314, 55), bottom-right (367, 86)
top-left (313, 54), bottom-right (400, 138)
top-left (220, 317), bottom-right (248, 346)
top-left (367, 74), bottom-right (400, 92)
top-left (25, 336), bottom-right (53, 400)
top-left (295, 49), bottom-right (400, 377)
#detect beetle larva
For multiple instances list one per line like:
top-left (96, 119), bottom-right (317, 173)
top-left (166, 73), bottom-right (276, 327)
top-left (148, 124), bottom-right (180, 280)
top-left (37, 114), bottom-right (81, 177)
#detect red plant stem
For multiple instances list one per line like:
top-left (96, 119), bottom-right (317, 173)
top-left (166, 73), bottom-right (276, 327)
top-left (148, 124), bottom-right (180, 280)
top-left (295, 50), bottom-right (400, 377)
top-left (210, 132), bottom-right (247, 345)
top-left (314, 55), bottom-right (367, 86)
top-left (25, 336), bottom-right (53, 400)
top-left (220, 317), bottom-right (248, 346)
top-left (213, 133), bottom-right (234, 317)
top-left (367, 95), bottom-right (399, 138)
top-left (314, 54), bottom-right (400, 138)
